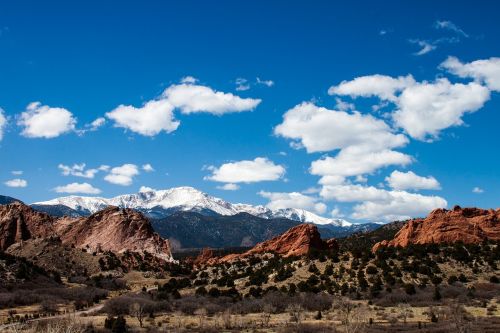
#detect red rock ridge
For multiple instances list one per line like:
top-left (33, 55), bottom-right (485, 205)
top-left (218, 223), bottom-right (338, 263)
top-left (0, 203), bottom-right (173, 261)
top-left (373, 205), bottom-right (500, 252)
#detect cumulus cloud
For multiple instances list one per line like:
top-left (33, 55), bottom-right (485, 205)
top-left (274, 102), bottom-right (408, 153)
top-left (164, 83), bottom-right (261, 115)
top-left (329, 72), bottom-right (491, 141)
top-left (330, 206), bottom-right (344, 218)
top-left (104, 164), bottom-right (139, 186)
top-left (4, 178), bottom-right (27, 188)
top-left (393, 78), bottom-right (490, 140)
top-left (351, 190), bottom-right (447, 221)
top-left (328, 75), bottom-right (415, 102)
top-left (259, 191), bottom-right (327, 215)
top-left (142, 164), bottom-right (154, 172)
top-left (18, 102), bottom-right (76, 138)
top-left (11, 170), bottom-right (23, 175)
top-left (58, 163), bottom-right (108, 179)
top-left (472, 187), bottom-right (484, 194)
top-left (180, 76), bottom-right (198, 84)
top-left (386, 170), bottom-right (440, 190)
top-left (107, 82), bottom-right (261, 136)
top-left (106, 99), bottom-right (179, 136)
top-left (311, 148), bottom-right (412, 184)
top-left (205, 157), bottom-right (285, 184)
top-left (320, 184), bottom-right (390, 202)
top-left (320, 183), bottom-right (446, 221)
top-left (217, 183), bottom-right (240, 191)
top-left (0, 108), bottom-right (6, 141)
top-left (441, 56), bottom-right (500, 92)
top-left (54, 182), bottom-right (101, 194)
top-left (139, 186), bottom-right (156, 192)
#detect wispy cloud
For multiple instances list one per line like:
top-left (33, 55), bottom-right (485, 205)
top-left (434, 20), bottom-right (469, 38)
top-left (410, 40), bottom-right (437, 56)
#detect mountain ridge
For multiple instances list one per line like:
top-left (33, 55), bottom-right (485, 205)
top-left (32, 186), bottom-right (352, 227)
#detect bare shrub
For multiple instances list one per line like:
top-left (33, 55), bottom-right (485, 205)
top-left (332, 297), bottom-right (367, 333)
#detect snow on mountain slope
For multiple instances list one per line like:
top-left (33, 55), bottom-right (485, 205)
top-left (33, 186), bottom-right (351, 227)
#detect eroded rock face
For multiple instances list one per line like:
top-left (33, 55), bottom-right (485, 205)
top-left (57, 207), bottom-right (173, 261)
top-left (193, 248), bottom-right (216, 266)
top-left (373, 206), bottom-right (500, 252)
top-left (0, 202), bottom-right (56, 250)
top-left (219, 223), bottom-right (338, 262)
top-left (0, 203), bottom-right (173, 261)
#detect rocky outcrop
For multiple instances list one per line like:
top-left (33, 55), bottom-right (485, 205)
top-left (373, 206), bottom-right (500, 252)
top-left (0, 202), bottom-right (173, 261)
top-left (219, 224), bottom-right (338, 262)
top-left (0, 202), bottom-right (56, 250)
top-left (193, 248), bottom-right (216, 266)
top-left (57, 207), bottom-right (173, 261)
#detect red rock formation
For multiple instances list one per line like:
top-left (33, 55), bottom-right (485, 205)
top-left (0, 202), bottom-right (56, 250)
top-left (193, 248), bottom-right (216, 266)
top-left (56, 207), bottom-right (173, 261)
top-left (373, 205), bottom-right (500, 252)
top-left (220, 224), bottom-right (337, 262)
top-left (0, 203), bottom-right (173, 261)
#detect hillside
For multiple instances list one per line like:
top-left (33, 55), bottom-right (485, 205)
top-left (373, 206), bottom-right (500, 252)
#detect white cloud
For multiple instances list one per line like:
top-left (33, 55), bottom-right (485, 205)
top-left (320, 183), bottom-right (446, 221)
top-left (259, 191), bottom-right (327, 214)
top-left (180, 76), bottom-right (198, 84)
top-left (351, 190), bottom-right (447, 221)
top-left (256, 77), bottom-right (274, 87)
top-left (205, 157), bottom-right (285, 184)
top-left (4, 178), bottom-right (27, 188)
top-left (11, 170), bottom-right (23, 175)
top-left (331, 71), bottom-right (492, 140)
top-left (393, 78), bottom-right (490, 140)
top-left (106, 99), bottom-right (179, 136)
top-left (217, 183), bottom-right (240, 191)
top-left (328, 75), bottom-right (415, 102)
top-left (385, 170), bottom-right (441, 190)
top-left (410, 40), bottom-right (437, 56)
top-left (139, 186), bottom-right (156, 192)
top-left (58, 163), bottom-right (107, 179)
top-left (434, 20), bottom-right (468, 38)
top-left (104, 163), bottom-right (139, 186)
top-left (441, 56), bottom-right (500, 92)
top-left (235, 78), bottom-right (250, 91)
top-left (472, 187), bottom-right (484, 194)
top-left (54, 182), bottom-right (101, 194)
top-left (334, 98), bottom-right (355, 111)
top-left (107, 82), bottom-right (261, 136)
top-left (320, 184), bottom-right (391, 202)
top-left (164, 83), bottom-right (261, 115)
top-left (18, 102), bottom-right (76, 138)
top-left (142, 164), bottom-right (154, 172)
top-left (89, 117), bottom-right (106, 131)
top-left (311, 148), bottom-right (412, 183)
top-left (0, 108), bottom-right (6, 141)
top-left (330, 206), bottom-right (344, 218)
top-left (274, 102), bottom-right (408, 153)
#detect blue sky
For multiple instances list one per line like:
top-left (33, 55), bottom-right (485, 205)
top-left (1, 1), bottom-right (500, 222)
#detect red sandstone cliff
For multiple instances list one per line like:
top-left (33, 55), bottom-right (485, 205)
top-left (373, 205), bottom-right (500, 252)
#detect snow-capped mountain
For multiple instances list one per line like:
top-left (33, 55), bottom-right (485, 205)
top-left (33, 186), bottom-right (351, 227)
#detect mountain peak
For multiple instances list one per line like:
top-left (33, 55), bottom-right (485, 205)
top-left (32, 186), bottom-right (351, 227)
